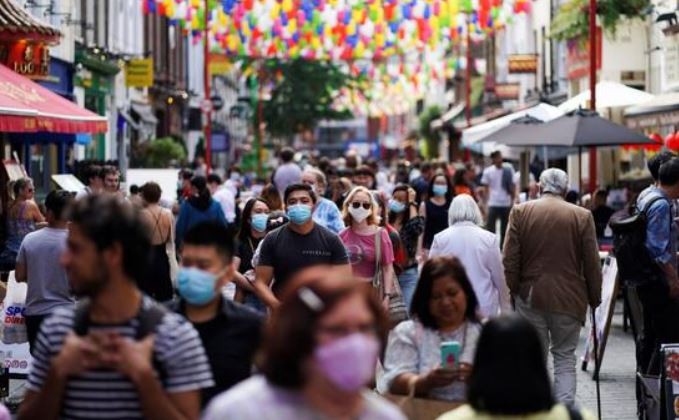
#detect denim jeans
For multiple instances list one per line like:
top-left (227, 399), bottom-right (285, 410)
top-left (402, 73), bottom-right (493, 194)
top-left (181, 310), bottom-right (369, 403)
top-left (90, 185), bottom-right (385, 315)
top-left (515, 296), bottom-right (581, 406)
top-left (398, 267), bottom-right (419, 312)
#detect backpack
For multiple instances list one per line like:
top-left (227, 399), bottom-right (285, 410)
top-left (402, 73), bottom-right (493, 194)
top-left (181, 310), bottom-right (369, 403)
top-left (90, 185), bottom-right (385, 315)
top-left (609, 195), bottom-right (667, 287)
top-left (72, 298), bottom-right (168, 380)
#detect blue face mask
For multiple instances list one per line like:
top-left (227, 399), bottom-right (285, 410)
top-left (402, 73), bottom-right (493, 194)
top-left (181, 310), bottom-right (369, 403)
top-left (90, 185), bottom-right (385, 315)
top-left (287, 204), bottom-right (313, 225)
top-left (432, 185), bottom-right (448, 197)
top-left (389, 200), bottom-right (406, 213)
top-left (177, 267), bottom-right (220, 306)
top-left (251, 213), bottom-right (269, 233)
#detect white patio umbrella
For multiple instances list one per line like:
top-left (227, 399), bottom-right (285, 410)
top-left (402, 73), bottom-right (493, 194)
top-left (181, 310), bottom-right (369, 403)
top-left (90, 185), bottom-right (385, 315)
top-left (558, 81), bottom-right (654, 113)
top-left (461, 102), bottom-right (564, 147)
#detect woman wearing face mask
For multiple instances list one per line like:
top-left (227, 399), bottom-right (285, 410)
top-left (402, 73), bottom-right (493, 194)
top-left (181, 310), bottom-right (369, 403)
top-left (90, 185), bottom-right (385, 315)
top-left (203, 274), bottom-right (405, 420)
top-left (175, 176), bottom-right (228, 250)
top-left (233, 198), bottom-right (270, 312)
top-left (388, 185), bottom-right (425, 310)
top-left (379, 257), bottom-right (482, 402)
top-left (421, 173), bottom-right (454, 259)
top-left (339, 187), bottom-right (396, 301)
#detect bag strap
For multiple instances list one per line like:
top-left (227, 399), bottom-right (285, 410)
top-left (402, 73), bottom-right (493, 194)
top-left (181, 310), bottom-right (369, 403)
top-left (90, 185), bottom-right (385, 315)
top-left (73, 298), bottom-right (168, 340)
top-left (638, 195), bottom-right (668, 216)
top-left (373, 228), bottom-right (382, 290)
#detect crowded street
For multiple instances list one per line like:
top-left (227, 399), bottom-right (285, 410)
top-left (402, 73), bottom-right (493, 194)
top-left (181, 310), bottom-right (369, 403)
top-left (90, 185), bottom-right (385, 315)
top-left (0, 0), bottom-right (676, 419)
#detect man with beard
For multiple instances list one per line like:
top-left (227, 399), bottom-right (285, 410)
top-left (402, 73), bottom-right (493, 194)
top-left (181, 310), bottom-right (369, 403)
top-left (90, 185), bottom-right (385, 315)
top-left (18, 195), bottom-right (213, 420)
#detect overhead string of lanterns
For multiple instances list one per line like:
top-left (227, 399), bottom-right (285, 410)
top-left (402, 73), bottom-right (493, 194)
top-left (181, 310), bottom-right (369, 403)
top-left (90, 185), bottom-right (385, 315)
top-left (144, 0), bottom-right (530, 116)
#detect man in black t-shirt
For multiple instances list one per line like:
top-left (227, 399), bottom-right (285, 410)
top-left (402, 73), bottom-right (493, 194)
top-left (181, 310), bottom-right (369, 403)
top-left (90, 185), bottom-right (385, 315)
top-left (254, 184), bottom-right (351, 308)
top-left (171, 222), bottom-right (263, 408)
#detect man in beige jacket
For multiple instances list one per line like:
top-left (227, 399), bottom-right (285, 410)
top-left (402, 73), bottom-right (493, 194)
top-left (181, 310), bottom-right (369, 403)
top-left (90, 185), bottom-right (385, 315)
top-left (503, 168), bottom-right (602, 406)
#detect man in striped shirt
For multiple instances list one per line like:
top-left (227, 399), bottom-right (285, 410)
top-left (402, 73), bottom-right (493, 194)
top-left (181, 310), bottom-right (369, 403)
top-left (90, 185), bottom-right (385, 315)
top-left (18, 195), bottom-right (214, 420)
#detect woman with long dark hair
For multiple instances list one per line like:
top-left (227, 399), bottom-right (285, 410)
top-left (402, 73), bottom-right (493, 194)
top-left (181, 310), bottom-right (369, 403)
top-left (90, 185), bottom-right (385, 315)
top-left (234, 197), bottom-right (270, 312)
top-left (387, 184), bottom-right (424, 309)
top-left (380, 257), bottom-right (482, 402)
top-left (420, 173), bottom-right (454, 258)
top-left (439, 316), bottom-right (594, 419)
top-left (175, 176), bottom-right (227, 249)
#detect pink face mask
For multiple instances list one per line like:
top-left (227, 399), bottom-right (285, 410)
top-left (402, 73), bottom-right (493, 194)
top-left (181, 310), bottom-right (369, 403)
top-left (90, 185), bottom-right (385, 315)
top-left (314, 333), bottom-right (379, 392)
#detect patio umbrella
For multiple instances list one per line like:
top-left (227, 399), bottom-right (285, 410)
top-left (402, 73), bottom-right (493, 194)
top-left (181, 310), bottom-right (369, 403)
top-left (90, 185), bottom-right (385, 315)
top-left (558, 81), bottom-right (654, 112)
top-left (478, 109), bottom-right (656, 147)
top-left (474, 115), bottom-right (544, 145)
top-left (478, 109), bottom-right (660, 193)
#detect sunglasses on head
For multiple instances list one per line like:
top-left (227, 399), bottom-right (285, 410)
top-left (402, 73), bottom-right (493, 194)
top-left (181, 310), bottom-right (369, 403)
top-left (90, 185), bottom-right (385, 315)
top-left (351, 202), bottom-right (371, 210)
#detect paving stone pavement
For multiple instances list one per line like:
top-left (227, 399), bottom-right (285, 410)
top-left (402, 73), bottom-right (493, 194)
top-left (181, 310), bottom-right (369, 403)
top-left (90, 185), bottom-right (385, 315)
top-left (574, 299), bottom-right (637, 420)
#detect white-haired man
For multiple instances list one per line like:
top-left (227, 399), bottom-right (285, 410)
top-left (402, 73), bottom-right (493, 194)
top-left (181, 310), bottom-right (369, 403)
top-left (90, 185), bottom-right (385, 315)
top-left (503, 168), bottom-right (602, 407)
top-left (301, 168), bottom-right (345, 234)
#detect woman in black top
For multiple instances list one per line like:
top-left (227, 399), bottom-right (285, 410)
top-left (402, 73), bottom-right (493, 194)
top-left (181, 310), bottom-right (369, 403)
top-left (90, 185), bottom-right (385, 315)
top-left (234, 198), bottom-right (270, 313)
top-left (388, 185), bottom-right (425, 310)
top-left (421, 173), bottom-right (454, 257)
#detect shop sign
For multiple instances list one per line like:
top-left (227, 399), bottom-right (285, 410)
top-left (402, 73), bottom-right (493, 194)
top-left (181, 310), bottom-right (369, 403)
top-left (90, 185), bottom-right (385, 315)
top-left (508, 54), bottom-right (538, 74)
top-left (495, 83), bottom-right (520, 100)
top-left (125, 58), bottom-right (154, 88)
top-left (665, 33), bottom-right (679, 90)
top-left (566, 28), bottom-right (602, 80)
top-left (209, 54), bottom-right (232, 76)
top-left (0, 42), bottom-right (50, 79)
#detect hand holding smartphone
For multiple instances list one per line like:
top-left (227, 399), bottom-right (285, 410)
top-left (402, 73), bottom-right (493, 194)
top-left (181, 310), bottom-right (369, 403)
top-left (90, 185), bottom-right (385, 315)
top-left (440, 341), bottom-right (461, 369)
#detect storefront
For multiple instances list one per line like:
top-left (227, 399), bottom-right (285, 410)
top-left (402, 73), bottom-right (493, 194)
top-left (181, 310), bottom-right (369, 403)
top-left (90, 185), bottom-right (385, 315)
top-left (74, 47), bottom-right (120, 160)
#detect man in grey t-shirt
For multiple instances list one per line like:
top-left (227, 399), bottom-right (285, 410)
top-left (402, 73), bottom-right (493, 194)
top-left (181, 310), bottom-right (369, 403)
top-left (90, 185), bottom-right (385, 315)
top-left (16, 190), bottom-right (75, 353)
top-left (273, 147), bottom-right (302, 195)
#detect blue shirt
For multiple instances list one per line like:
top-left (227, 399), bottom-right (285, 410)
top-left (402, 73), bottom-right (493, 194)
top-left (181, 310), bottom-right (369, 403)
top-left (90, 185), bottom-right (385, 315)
top-left (637, 186), bottom-right (676, 266)
top-left (312, 198), bottom-right (345, 234)
top-left (176, 199), bottom-right (228, 247)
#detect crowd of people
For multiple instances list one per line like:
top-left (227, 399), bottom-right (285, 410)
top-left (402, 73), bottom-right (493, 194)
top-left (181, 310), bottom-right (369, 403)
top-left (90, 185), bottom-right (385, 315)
top-left (3, 145), bottom-right (678, 419)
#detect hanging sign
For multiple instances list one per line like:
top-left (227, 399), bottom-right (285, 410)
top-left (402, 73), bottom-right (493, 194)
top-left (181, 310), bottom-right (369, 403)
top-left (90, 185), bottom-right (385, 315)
top-left (0, 42), bottom-right (50, 79)
top-left (125, 58), bottom-right (154, 88)
top-left (495, 83), bottom-right (520, 100)
top-left (508, 54), bottom-right (538, 74)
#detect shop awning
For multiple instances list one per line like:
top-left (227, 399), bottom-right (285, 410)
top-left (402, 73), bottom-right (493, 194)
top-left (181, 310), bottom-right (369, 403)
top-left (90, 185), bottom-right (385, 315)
top-left (131, 102), bottom-right (158, 125)
top-left (624, 92), bottom-right (679, 129)
top-left (0, 0), bottom-right (60, 43)
top-left (0, 63), bottom-right (107, 133)
top-left (430, 102), bottom-right (465, 130)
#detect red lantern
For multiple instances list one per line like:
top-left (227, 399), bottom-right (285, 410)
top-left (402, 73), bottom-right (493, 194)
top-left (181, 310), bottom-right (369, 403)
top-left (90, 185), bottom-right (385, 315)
top-left (667, 132), bottom-right (679, 151)
top-left (644, 133), bottom-right (664, 151)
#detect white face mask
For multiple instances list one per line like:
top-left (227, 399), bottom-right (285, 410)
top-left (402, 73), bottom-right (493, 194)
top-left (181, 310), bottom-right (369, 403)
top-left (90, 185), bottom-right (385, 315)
top-left (349, 206), bottom-right (371, 223)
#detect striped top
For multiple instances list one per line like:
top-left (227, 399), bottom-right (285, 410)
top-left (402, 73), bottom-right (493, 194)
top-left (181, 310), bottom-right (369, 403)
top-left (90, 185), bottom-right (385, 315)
top-left (27, 298), bottom-right (214, 419)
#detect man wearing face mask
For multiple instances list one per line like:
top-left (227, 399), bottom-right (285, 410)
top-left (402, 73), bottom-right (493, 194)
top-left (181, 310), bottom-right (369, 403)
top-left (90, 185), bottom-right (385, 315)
top-left (170, 221), bottom-right (263, 408)
top-left (254, 184), bottom-right (351, 308)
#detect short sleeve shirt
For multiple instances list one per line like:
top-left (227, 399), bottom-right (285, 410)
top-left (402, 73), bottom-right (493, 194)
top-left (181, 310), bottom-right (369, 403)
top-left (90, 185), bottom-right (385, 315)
top-left (204, 375), bottom-right (405, 420)
top-left (17, 227), bottom-right (74, 316)
top-left (339, 228), bottom-right (394, 278)
top-left (27, 298), bottom-right (214, 419)
top-left (379, 320), bottom-right (481, 402)
top-left (257, 224), bottom-right (349, 295)
top-left (481, 165), bottom-right (514, 207)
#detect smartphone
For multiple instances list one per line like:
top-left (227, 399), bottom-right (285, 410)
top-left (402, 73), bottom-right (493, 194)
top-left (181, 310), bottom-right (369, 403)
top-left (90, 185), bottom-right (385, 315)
top-left (440, 341), bottom-right (462, 369)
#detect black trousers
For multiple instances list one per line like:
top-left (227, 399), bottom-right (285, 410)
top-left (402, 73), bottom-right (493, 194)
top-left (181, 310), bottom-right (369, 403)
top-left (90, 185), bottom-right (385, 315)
top-left (634, 283), bottom-right (679, 375)
top-left (25, 314), bottom-right (47, 356)
top-left (486, 206), bottom-right (512, 247)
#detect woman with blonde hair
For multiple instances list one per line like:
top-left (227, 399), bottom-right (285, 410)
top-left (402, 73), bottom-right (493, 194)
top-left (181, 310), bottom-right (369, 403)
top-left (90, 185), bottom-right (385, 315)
top-left (339, 186), bottom-right (396, 301)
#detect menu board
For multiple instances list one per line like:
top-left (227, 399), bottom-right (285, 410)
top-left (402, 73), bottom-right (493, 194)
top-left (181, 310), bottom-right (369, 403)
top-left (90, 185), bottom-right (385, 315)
top-left (581, 257), bottom-right (619, 378)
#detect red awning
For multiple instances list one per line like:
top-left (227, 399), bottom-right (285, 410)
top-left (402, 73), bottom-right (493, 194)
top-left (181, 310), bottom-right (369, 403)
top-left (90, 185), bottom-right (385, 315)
top-left (0, 63), bottom-right (107, 133)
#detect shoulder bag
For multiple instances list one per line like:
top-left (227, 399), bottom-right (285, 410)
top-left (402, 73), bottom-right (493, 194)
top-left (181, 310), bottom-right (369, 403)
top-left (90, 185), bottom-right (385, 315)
top-left (373, 228), bottom-right (409, 325)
